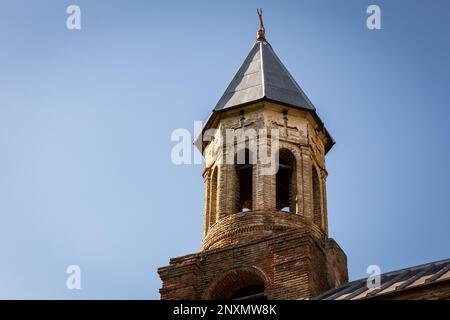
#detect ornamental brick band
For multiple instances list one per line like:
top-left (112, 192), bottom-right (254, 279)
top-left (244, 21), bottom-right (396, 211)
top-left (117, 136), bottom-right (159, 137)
top-left (202, 211), bottom-right (326, 251)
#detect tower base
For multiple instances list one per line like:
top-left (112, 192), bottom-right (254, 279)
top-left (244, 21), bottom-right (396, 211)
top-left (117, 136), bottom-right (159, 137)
top-left (158, 230), bottom-right (348, 300)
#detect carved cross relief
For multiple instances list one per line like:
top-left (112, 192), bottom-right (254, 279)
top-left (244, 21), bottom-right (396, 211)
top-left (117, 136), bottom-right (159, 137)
top-left (270, 114), bottom-right (303, 138)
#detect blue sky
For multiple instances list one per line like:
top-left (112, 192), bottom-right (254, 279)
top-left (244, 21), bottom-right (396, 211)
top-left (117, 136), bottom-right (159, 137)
top-left (0, 0), bottom-right (449, 299)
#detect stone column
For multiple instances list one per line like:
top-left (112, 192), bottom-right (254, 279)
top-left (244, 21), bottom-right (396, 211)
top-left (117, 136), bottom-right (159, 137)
top-left (254, 140), bottom-right (276, 212)
top-left (321, 173), bottom-right (329, 235)
top-left (203, 170), bottom-right (211, 238)
top-left (300, 147), bottom-right (314, 220)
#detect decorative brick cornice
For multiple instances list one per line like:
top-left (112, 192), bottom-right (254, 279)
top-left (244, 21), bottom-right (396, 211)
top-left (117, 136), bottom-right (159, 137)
top-left (202, 211), bottom-right (326, 251)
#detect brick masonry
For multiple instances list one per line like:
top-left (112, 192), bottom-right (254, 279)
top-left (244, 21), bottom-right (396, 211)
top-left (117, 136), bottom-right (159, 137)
top-left (158, 101), bottom-right (348, 299)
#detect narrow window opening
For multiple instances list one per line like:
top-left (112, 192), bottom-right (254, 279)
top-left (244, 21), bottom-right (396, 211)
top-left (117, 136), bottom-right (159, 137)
top-left (236, 149), bottom-right (253, 212)
top-left (276, 149), bottom-right (296, 213)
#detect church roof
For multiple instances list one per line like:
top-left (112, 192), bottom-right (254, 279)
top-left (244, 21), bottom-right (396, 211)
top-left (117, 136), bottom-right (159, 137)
top-left (214, 39), bottom-right (316, 112)
top-left (313, 258), bottom-right (450, 300)
top-left (196, 12), bottom-right (335, 154)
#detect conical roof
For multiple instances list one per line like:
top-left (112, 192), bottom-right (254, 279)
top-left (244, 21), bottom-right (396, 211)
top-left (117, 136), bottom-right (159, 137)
top-left (214, 39), bottom-right (316, 111)
top-left (196, 19), bottom-right (335, 154)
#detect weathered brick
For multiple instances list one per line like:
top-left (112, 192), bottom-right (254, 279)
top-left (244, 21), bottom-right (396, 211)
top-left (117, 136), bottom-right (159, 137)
top-left (158, 101), bottom-right (347, 300)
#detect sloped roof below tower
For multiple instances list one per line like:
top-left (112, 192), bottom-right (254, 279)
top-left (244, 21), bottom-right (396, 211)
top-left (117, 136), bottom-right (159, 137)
top-left (313, 258), bottom-right (450, 300)
top-left (214, 40), bottom-right (316, 112)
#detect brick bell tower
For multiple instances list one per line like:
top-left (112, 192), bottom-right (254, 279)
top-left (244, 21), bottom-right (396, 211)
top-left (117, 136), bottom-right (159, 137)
top-left (158, 11), bottom-right (348, 300)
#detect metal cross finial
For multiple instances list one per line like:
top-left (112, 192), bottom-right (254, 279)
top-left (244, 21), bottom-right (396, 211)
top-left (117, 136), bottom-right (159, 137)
top-left (257, 8), bottom-right (265, 31)
top-left (256, 8), bottom-right (266, 40)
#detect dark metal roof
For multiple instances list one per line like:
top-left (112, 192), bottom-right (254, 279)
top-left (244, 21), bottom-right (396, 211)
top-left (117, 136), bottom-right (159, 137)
top-left (198, 34), bottom-right (335, 154)
top-left (214, 40), bottom-right (316, 112)
top-left (313, 258), bottom-right (450, 300)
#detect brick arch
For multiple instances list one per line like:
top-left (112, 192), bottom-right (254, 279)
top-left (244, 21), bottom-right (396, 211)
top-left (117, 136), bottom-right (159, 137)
top-left (277, 141), bottom-right (301, 157)
top-left (202, 266), bottom-right (270, 300)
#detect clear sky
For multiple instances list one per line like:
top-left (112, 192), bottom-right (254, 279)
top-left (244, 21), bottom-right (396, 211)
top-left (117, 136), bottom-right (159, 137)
top-left (0, 0), bottom-right (449, 299)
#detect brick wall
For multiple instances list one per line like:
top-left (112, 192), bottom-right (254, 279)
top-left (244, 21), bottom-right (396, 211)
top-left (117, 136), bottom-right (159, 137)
top-left (158, 101), bottom-right (347, 300)
top-left (158, 229), bottom-right (347, 300)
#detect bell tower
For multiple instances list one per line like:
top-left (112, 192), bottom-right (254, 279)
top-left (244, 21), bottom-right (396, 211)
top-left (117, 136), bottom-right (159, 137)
top-left (158, 11), bottom-right (348, 300)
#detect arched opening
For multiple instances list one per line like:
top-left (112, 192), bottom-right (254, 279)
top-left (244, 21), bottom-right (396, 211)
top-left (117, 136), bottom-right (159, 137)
top-left (276, 149), bottom-right (296, 213)
top-left (230, 284), bottom-right (266, 300)
top-left (204, 267), bottom-right (268, 300)
top-left (236, 149), bottom-right (253, 212)
top-left (312, 165), bottom-right (322, 226)
top-left (209, 167), bottom-right (218, 227)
